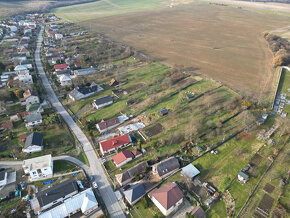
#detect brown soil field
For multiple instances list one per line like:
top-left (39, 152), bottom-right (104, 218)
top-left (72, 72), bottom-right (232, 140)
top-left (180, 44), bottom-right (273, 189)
top-left (79, 4), bottom-right (290, 97)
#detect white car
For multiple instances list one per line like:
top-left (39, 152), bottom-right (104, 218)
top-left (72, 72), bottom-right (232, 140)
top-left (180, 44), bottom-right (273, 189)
top-left (77, 180), bottom-right (84, 189)
top-left (92, 181), bottom-right (98, 189)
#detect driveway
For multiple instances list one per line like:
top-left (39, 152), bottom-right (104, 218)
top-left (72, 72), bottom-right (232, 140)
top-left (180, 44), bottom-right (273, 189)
top-left (35, 26), bottom-right (124, 218)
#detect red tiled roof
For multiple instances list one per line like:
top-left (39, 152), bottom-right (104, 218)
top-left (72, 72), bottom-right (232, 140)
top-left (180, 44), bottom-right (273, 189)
top-left (97, 118), bottom-right (120, 131)
top-left (17, 111), bottom-right (29, 118)
top-left (149, 182), bottom-right (184, 210)
top-left (74, 61), bottom-right (81, 67)
top-left (112, 150), bottom-right (135, 165)
top-left (19, 133), bottom-right (27, 141)
top-left (100, 134), bottom-right (131, 152)
top-left (54, 64), bottom-right (67, 70)
top-left (190, 206), bottom-right (206, 218)
top-left (132, 149), bottom-right (142, 156)
top-left (2, 121), bottom-right (13, 129)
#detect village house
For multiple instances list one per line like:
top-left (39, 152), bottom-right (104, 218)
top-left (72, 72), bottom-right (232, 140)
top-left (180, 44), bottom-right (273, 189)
top-left (74, 68), bottom-right (96, 76)
top-left (238, 171), bottom-right (249, 183)
top-left (25, 95), bottom-right (40, 105)
top-left (20, 60), bottom-right (33, 69)
top-left (69, 83), bottom-right (104, 101)
top-left (132, 149), bottom-right (142, 158)
top-left (58, 74), bottom-right (72, 86)
top-left (18, 73), bottom-right (33, 85)
top-left (46, 54), bottom-right (61, 64)
top-left (92, 95), bottom-right (113, 110)
top-left (99, 134), bottom-right (132, 156)
top-left (115, 162), bottom-right (148, 186)
top-left (148, 182), bottom-right (184, 216)
top-left (54, 33), bottom-right (63, 40)
top-left (24, 113), bottom-right (42, 129)
top-left (110, 79), bottom-right (119, 87)
top-left (181, 164), bottom-right (200, 180)
top-left (22, 154), bottom-right (53, 180)
top-left (1, 121), bottom-right (13, 130)
top-left (152, 157), bottom-right (180, 179)
top-left (96, 117), bottom-right (120, 133)
top-left (14, 65), bottom-right (29, 74)
top-left (30, 179), bottom-right (78, 214)
top-left (123, 183), bottom-right (146, 205)
top-left (96, 115), bottom-right (128, 133)
top-left (23, 132), bottom-right (43, 154)
top-left (54, 68), bottom-right (71, 76)
top-left (54, 63), bottom-right (68, 71)
top-left (17, 47), bottom-right (30, 56)
top-left (112, 150), bottom-right (135, 168)
top-left (19, 133), bottom-right (27, 142)
top-left (190, 206), bottom-right (206, 218)
top-left (37, 188), bottom-right (98, 218)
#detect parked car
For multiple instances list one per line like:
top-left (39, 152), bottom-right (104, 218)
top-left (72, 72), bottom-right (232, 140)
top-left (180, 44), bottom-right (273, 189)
top-left (77, 180), bottom-right (84, 189)
top-left (92, 181), bottom-right (98, 189)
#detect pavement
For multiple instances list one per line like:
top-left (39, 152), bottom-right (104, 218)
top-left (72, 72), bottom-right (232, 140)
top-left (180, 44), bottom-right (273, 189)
top-left (34, 26), bottom-right (125, 218)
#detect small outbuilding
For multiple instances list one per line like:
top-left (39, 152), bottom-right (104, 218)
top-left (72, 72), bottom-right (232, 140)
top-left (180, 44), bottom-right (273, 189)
top-left (181, 164), bottom-right (200, 180)
top-left (159, 108), bottom-right (168, 116)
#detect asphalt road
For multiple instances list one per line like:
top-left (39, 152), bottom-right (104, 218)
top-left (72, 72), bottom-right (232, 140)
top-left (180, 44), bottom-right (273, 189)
top-left (34, 26), bottom-right (125, 218)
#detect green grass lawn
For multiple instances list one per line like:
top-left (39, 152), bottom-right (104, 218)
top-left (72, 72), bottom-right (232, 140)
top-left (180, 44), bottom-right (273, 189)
top-left (54, 0), bottom-right (166, 22)
top-left (77, 151), bottom-right (89, 166)
top-left (131, 196), bottom-right (164, 217)
top-left (206, 200), bottom-right (227, 218)
top-left (53, 160), bottom-right (78, 173)
top-left (193, 136), bottom-right (263, 191)
top-left (104, 160), bottom-right (116, 171)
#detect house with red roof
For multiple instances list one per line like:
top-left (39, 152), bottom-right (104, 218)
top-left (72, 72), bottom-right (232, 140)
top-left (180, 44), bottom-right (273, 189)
top-left (54, 64), bottom-right (68, 71)
top-left (74, 61), bottom-right (81, 68)
top-left (96, 117), bottom-right (120, 133)
top-left (99, 134), bottom-right (132, 155)
top-left (148, 182), bottom-right (184, 216)
top-left (1, 121), bottom-right (13, 130)
top-left (131, 149), bottom-right (142, 159)
top-left (19, 133), bottom-right (27, 142)
top-left (112, 150), bottom-right (135, 167)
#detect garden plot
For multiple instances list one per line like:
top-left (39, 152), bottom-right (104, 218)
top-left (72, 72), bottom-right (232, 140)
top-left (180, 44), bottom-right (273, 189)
top-left (145, 123), bottom-right (164, 137)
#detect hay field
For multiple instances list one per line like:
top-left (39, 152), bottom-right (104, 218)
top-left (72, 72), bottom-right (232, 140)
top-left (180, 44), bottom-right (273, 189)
top-left (55, 1), bottom-right (290, 96)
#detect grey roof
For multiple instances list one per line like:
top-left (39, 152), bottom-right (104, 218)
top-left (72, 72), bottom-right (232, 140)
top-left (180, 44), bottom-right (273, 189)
top-left (55, 69), bottom-right (71, 75)
top-left (155, 157), bottom-right (180, 177)
top-left (75, 68), bottom-right (95, 75)
top-left (124, 183), bottom-right (146, 204)
top-left (37, 179), bottom-right (78, 207)
top-left (24, 113), bottom-right (42, 123)
top-left (93, 95), bottom-right (113, 106)
top-left (78, 84), bottom-right (100, 95)
top-left (24, 132), bottom-right (43, 149)
top-left (116, 162), bottom-right (148, 183)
